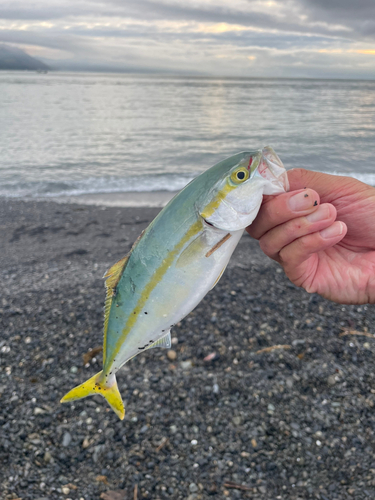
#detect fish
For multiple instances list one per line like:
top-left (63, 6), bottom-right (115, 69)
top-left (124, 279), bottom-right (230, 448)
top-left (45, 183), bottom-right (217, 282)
top-left (60, 146), bottom-right (289, 419)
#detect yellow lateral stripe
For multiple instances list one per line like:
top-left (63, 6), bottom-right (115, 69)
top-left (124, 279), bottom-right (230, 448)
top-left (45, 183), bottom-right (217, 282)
top-left (111, 219), bottom-right (203, 360)
top-left (109, 182), bottom-right (236, 365)
top-left (200, 182), bottom-right (236, 219)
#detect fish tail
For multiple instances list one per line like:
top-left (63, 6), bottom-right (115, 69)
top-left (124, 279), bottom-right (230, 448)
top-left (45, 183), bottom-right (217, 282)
top-left (60, 371), bottom-right (125, 420)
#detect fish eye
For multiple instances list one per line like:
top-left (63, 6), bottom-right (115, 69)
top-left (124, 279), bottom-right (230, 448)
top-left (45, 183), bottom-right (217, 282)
top-left (230, 168), bottom-right (249, 184)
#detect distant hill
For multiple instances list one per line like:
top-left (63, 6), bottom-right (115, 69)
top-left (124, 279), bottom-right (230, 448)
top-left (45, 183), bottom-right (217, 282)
top-left (0, 44), bottom-right (50, 71)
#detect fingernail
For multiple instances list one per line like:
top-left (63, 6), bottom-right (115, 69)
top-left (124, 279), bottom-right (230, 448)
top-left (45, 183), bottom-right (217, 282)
top-left (289, 191), bottom-right (316, 212)
top-left (320, 222), bottom-right (343, 239)
top-left (306, 205), bottom-right (330, 223)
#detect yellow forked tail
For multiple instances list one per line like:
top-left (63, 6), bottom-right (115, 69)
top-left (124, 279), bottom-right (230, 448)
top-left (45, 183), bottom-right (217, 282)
top-left (60, 371), bottom-right (125, 420)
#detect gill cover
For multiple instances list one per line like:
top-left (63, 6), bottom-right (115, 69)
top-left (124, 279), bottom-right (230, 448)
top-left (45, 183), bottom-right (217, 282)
top-left (200, 146), bottom-right (289, 231)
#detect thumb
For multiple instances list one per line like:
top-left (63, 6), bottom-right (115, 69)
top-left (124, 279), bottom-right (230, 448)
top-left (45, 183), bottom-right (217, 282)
top-left (287, 168), bottom-right (368, 204)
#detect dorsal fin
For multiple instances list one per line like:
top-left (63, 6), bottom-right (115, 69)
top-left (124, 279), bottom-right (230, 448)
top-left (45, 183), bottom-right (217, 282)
top-left (103, 228), bottom-right (146, 293)
top-left (103, 254), bottom-right (129, 290)
top-left (103, 254), bottom-right (130, 364)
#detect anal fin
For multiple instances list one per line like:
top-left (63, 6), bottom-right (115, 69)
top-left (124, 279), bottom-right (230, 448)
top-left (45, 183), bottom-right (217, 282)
top-left (147, 331), bottom-right (172, 350)
top-left (210, 264), bottom-right (227, 290)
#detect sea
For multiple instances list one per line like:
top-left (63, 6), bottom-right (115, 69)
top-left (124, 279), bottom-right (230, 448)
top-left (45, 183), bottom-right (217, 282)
top-left (1, 72), bottom-right (375, 206)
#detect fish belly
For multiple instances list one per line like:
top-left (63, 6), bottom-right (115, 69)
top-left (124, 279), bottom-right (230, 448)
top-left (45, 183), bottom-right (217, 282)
top-left (108, 227), bottom-right (243, 372)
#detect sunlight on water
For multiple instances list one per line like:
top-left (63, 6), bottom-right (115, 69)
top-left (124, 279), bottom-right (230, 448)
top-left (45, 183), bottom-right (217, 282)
top-left (0, 72), bottom-right (374, 198)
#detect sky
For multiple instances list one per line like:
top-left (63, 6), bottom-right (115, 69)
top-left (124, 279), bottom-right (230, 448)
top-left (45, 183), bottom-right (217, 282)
top-left (1, 0), bottom-right (375, 78)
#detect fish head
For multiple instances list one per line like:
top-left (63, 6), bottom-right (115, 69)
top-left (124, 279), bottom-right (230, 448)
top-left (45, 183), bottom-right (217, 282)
top-left (199, 146), bottom-right (289, 231)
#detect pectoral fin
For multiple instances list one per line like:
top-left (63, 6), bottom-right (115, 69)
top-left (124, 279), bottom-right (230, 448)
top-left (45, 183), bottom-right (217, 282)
top-left (176, 233), bottom-right (207, 268)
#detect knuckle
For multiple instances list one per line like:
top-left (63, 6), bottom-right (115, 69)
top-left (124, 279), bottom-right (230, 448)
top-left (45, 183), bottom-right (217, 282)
top-left (297, 235), bottom-right (313, 252)
top-left (286, 218), bottom-right (305, 237)
top-left (259, 236), bottom-right (272, 255)
top-left (278, 247), bottom-right (290, 265)
top-left (263, 195), bottom-right (288, 222)
top-left (247, 224), bottom-right (261, 240)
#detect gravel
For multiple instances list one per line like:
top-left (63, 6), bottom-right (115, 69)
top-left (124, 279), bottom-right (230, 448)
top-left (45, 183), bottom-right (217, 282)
top-left (1, 198), bottom-right (375, 500)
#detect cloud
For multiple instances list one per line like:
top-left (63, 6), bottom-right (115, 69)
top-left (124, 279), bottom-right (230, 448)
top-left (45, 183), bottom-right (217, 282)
top-left (0, 0), bottom-right (374, 78)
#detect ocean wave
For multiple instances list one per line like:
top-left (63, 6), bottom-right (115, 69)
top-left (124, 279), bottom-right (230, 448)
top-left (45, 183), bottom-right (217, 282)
top-left (0, 173), bottom-right (196, 198)
top-left (0, 170), bottom-right (374, 199)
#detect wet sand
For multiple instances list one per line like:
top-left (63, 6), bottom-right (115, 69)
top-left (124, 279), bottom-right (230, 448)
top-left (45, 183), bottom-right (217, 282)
top-left (1, 197), bottom-right (375, 500)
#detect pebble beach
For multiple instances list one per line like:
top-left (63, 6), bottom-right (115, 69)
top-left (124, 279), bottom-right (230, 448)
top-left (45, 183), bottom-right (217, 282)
top-left (1, 197), bottom-right (375, 500)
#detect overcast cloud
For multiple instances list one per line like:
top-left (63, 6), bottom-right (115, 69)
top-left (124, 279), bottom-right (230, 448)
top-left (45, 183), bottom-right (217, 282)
top-left (0, 0), bottom-right (374, 78)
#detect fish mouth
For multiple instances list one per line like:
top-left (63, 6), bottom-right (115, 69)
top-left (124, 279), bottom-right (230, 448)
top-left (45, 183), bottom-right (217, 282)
top-left (258, 146), bottom-right (290, 192)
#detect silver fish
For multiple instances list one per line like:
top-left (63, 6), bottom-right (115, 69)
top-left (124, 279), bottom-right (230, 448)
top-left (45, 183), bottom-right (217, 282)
top-left (61, 146), bottom-right (289, 419)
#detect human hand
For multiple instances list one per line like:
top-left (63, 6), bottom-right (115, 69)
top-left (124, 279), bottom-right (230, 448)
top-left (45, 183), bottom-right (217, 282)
top-left (247, 169), bottom-right (375, 304)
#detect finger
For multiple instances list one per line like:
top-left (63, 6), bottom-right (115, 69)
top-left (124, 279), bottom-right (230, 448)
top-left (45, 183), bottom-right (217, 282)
top-left (247, 188), bottom-right (320, 240)
top-left (259, 203), bottom-right (337, 261)
top-left (287, 168), bottom-right (368, 204)
top-left (280, 221), bottom-right (348, 285)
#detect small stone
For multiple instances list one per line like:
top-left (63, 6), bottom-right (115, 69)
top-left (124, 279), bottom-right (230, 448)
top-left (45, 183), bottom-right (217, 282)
top-left (43, 451), bottom-right (52, 463)
top-left (181, 360), bottom-right (192, 370)
top-left (364, 342), bottom-right (371, 349)
top-left (62, 432), bottom-right (72, 447)
top-left (62, 487), bottom-right (70, 495)
top-left (191, 439), bottom-right (198, 445)
top-left (189, 483), bottom-right (199, 493)
top-left (82, 437), bottom-right (90, 449)
top-left (286, 378), bottom-right (294, 388)
top-left (34, 407), bottom-right (45, 415)
top-left (167, 350), bottom-right (177, 361)
top-left (258, 486), bottom-right (266, 494)
top-left (292, 339), bottom-right (306, 346)
top-left (241, 451), bottom-right (250, 457)
top-left (251, 438), bottom-right (257, 448)
top-left (232, 416), bottom-right (242, 426)
top-left (204, 352), bottom-right (217, 362)
top-left (267, 403), bottom-right (275, 413)
top-left (213, 383), bottom-right (219, 394)
top-left (70, 366), bottom-right (78, 373)
top-left (327, 375), bottom-right (337, 386)
top-left (170, 424), bottom-right (178, 434)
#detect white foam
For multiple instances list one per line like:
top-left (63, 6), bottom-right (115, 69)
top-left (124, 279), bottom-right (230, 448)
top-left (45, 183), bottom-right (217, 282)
top-left (0, 173), bottom-right (196, 199)
top-left (0, 170), bottom-right (374, 200)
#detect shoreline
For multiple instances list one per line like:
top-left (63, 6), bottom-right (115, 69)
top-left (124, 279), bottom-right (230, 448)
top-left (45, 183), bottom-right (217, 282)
top-left (2, 168), bottom-right (375, 209)
top-left (50, 190), bottom-right (178, 207)
top-left (1, 190), bottom-right (178, 208)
